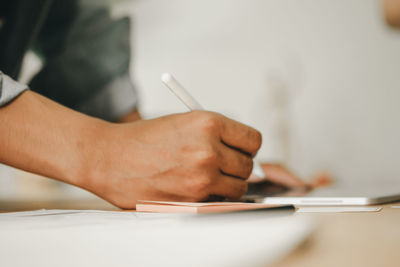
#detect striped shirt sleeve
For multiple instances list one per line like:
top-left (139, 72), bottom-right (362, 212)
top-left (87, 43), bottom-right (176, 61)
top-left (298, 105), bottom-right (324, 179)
top-left (0, 71), bottom-right (29, 107)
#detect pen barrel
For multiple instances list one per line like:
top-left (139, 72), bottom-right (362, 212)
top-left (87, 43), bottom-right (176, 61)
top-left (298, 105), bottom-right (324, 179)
top-left (162, 73), bottom-right (265, 178)
top-left (162, 73), bottom-right (203, 110)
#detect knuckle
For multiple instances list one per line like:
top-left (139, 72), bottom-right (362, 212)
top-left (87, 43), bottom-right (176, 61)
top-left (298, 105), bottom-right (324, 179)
top-left (255, 130), bottom-right (262, 147)
top-left (195, 148), bottom-right (219, 167)
top-left (248, 129), bottom-right (262, 153)
top-left (244, 158), bottom-right (254, 177)
top-left (235, 155), bottom-right (253, 178)
top-left (196, 112), bottom-right (221, 133)
top-left (189, 175), bottom-right (213, 197)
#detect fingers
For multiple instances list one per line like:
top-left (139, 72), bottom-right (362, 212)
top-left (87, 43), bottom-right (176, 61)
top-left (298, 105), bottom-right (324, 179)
top-left (309, 171), bottom-right (334, 188)
top-left (219, 116), bottom-right (262, 157)
top-left (217, 144), bottom-right (253, 179)
top-left (261, 164), bottom-right (306, 187)
top-left (210, 175), bottom-right (248, 199)
top-left (145, 111), bottom-right (261, 202)
top-left (187, 111), bottom-right (262, 156)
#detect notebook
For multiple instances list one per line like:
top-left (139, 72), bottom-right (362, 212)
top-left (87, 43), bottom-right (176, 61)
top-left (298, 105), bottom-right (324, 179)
top-left (136, 200), bottom-right (291, 214)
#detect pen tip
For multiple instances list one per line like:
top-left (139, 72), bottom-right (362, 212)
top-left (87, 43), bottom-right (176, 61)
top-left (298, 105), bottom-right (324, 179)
top-left (161, 73), bottom-right (172, 83)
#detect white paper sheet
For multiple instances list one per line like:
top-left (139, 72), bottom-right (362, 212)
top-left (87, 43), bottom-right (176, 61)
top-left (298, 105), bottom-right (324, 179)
top-left (296, 206), bottom-right (382, 213)
top-left (0, 209), bottom-right (315, 267)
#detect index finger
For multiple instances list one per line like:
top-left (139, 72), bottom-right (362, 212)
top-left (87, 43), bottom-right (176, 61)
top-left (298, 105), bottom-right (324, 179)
top-left (219, 116), bottom-right (262, 156)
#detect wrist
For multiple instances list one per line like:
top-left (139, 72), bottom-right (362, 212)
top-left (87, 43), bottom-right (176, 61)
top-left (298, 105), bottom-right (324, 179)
top-left (67, 118), bottom-right (114, 193)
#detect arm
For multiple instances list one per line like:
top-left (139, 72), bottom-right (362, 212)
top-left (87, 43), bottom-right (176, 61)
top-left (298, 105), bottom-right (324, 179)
top-left (0, 90), bottom-right (262, 209)
top-left (0, 90), bottom-right (102, 187)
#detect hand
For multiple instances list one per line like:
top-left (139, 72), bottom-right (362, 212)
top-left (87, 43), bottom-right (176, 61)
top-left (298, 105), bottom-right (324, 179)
top-left (0, 92), bottom-right (260, 210)
top-left (85, 111), bottom-right (262, 209)
top-left (248, 163), bottom-right (333, 189)
top-left (248, 163), bottom-right (306, 187)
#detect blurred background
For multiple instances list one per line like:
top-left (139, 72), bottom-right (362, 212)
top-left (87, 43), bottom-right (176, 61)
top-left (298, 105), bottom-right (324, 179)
top-left (1, 0), bottom-right (400, 203)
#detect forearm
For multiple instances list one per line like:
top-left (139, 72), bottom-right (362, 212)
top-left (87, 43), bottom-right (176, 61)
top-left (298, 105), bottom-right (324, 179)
top-left (0, 90), bottom-right (109, 188)
top-left (0, 90), bottom-right (263, 209)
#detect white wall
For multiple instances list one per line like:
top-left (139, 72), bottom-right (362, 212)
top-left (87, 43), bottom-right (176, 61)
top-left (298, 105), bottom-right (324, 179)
top-left (126, 0), bottom-right (400, 185)
top-left (1, 0), bottom-right (399, 197)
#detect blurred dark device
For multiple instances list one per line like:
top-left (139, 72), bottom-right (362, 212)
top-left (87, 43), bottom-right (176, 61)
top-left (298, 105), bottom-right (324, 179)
top-left (244, 182), bottom-right (400, 206)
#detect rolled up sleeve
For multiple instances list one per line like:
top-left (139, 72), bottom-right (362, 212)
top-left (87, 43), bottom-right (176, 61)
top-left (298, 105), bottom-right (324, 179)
top-left (0, 71), bottom-right (29, 107)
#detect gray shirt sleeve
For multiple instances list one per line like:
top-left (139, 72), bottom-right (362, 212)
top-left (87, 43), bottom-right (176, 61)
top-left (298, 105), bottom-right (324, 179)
top-left (29, 1), bottom-right (138, 122)
top-left (75, 73), bottom-right (138, 122)
top-left (0, 71), bottom-right (29, 107)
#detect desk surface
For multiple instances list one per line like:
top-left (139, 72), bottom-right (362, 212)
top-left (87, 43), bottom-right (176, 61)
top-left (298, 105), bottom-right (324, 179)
top-left (273, 202), bottom-right (400, 267)
top-left (1, 199), bottom-right (399, 267)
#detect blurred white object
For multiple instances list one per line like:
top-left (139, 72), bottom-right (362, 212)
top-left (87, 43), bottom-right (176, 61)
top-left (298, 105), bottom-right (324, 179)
top-left (129, 0), bottom-right (400, 185)
top-left (296, 207), bottom-right (382, 213)
top-left (0, 210), bottom-right (315, 267)
top-left (161, 73), bottom-right (204, 110)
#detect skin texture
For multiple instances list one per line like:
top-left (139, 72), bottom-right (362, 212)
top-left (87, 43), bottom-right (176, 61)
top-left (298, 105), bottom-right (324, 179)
top-left (119, 109), bottom-right (312, 190)
top-left (0, 91), bottom-right (103, 187)
top-left (0, 91), bottom-right (261, 209)
top-left (94, 111), bottom-right (264, 208)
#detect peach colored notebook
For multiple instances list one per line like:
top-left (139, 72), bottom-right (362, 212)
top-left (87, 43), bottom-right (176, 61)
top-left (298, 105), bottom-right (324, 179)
top-left (136, 201), bottom-right (290, 214)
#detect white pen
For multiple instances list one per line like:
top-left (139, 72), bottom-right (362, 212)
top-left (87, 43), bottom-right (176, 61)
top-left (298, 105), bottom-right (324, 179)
top-left (161, 73), bottom-right (266, 179)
